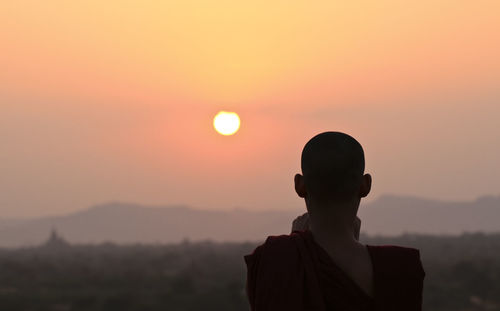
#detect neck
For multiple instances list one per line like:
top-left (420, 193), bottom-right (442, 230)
top-left (307, 199), bottom-right (360, 246)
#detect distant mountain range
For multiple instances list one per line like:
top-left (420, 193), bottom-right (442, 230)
top-left (0, 195), bottom-right (499, 247)
top-left (358, 195), bottom-right (500, 236)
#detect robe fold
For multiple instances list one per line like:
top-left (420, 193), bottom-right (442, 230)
top-left (244, 230), bottom-right (425, 311)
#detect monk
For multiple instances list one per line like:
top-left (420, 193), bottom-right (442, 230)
top-left (245, 132), bottom-right (425, 311)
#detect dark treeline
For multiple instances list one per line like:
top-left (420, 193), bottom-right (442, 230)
top-left (0, 233), bottom-right (499, 311)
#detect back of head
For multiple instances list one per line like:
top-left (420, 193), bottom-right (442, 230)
top-left (301, 132), bottom-right (365, 204)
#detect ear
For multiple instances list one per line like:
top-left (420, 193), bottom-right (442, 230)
top-left (294, 174), bottom-right (307, 198)
top-left (359, 174), bottom-right (372, 198)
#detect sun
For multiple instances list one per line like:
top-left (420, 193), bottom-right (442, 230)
top-left (213, 111), bottom-right (240, 136)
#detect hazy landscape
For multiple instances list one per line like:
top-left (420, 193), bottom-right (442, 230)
top-left (0, 195), bottom-right (499, 247)
top-left (0, 195), bottom-right (499, 310)
top-left (1, 231), bottom-right (499, 311)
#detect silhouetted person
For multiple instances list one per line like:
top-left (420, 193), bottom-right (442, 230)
top-left (245, 132), bottom-right (425, 311)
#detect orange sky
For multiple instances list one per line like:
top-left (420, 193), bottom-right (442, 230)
top-left (1, 1), bottom-right (499, 217)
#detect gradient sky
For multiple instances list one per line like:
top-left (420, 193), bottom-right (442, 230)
top-left (1, 1), bottom-right (499, 218)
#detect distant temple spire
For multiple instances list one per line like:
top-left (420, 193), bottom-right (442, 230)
top-left (44, 228), bottom-right (70, 248)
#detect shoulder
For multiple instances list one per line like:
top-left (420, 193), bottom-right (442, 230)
top-left (264, 233), bottom-right (297, 247)
top-left (245, 233), bottom-right (299, 264)
top-left (367, 245), bottom-right (421, 260)
top-left (367, 245), bottom-right (425, 310)
top-left (244, 233), bottom-right (309, 310)
top-left (367, 245), bottom-right (425, 278)
top-left (244, 233), bottom-right (304, 289)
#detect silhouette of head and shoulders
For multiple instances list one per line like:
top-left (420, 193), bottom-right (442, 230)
top-left (245, 132), bottom-right (425, 311)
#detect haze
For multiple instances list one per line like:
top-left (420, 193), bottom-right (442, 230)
top-left (1, 1), bottom-right (499, 218)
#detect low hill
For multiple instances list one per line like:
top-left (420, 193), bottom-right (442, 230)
top-left (0, 195), bottom-right (499, 247)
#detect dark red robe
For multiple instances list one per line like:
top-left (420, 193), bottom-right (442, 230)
top-left (244, 230), bottom-right (425, 311)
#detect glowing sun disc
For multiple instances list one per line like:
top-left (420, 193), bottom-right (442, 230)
top-left (213, 111), bottom-right (240, 136)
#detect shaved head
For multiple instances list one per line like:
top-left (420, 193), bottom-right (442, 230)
top-left (301, 132), bottom-right (365, 203)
